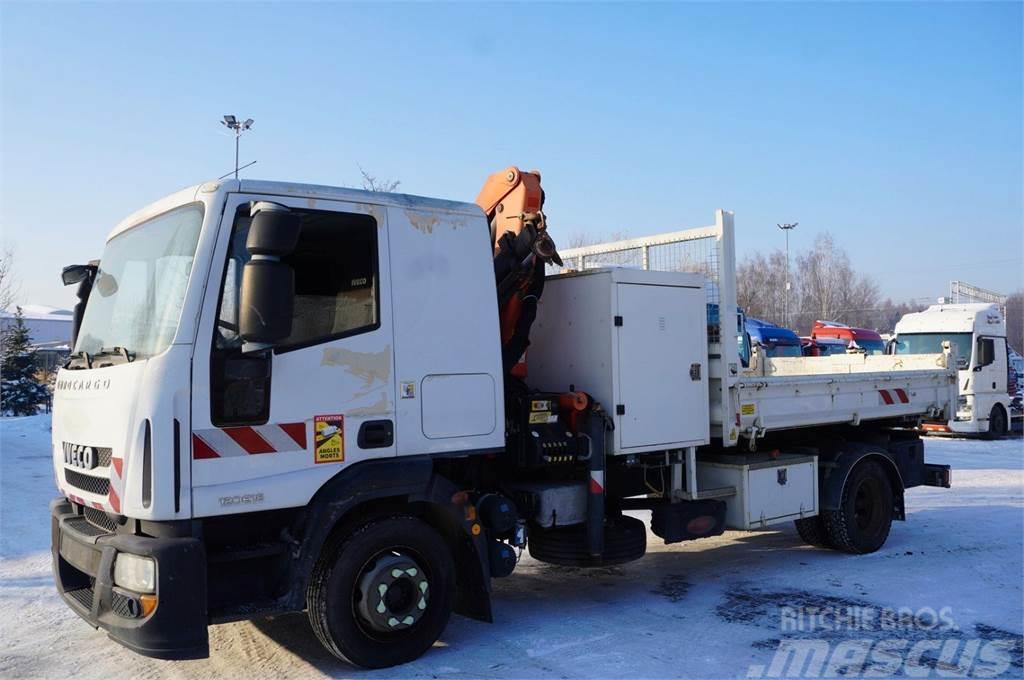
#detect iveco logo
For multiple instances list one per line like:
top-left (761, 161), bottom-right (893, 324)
top-left (63, 443), bottom-right (97, 470)
top-left (56, 378), bottom-right (112, 392)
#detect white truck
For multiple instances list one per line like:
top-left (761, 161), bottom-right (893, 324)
top-left (51, 172), bottom-right (954, 668)
top-left (893, 303), bottom-right (1011, 438)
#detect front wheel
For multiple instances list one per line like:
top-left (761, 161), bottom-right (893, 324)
top-left (307, 516), bottom-right (455, 669)
top-left (822, 461), bottom-right (894, 554)
top-left (984, 406), bottom-right (1007, 440)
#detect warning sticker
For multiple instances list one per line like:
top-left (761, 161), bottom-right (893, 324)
top-left (314, 414), bottom-right (345, 464)
top-left (531, 400), bottom-right (552, 412)
top-left (529, 411), bottom-right (558, 424)
top-left (740, 403), bottom-right (757, 416)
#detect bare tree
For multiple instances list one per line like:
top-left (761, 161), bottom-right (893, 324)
top-left (561, 231), bottom-right (634, 268)
top-left (563, 231), bottom-right (631, 249)
top-left (0, 249), bottom-right (17, 312)
top-left (873, 297), bottom-right (929, 334)
top-left (736, 250), bottom-right (789, 326)
top-left (793, 233), bottom-right (879, 333)
top-left (358, 165), bottom-right (401, 193)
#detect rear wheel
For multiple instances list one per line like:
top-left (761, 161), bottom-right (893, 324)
top-left (794, 515), bottom-right (832, 548)
top-left (307, 516), bottom-right (454, 669)
top-left (822, 461), bottom-right (893, 554)
top-left (985, 406), bottom-right (1007, 440)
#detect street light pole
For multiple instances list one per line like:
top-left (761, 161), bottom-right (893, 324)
top-left (777, 222), bottom-right (798, 327)
top-left (220, 115), bottom-right (254, 179)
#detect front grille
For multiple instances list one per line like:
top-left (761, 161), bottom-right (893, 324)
top-left (64, 469), bottom-right (110, 496)
top-left (66, 586), bottom-right (94, 610)
top-left (111, 591), bottom-right (139, 618)
top-left (61, 442), bottom-right (112, 469)
top-left (65, 515), bottom-right (109, 537)
top-left (83, 506), bottom-right (118, 533)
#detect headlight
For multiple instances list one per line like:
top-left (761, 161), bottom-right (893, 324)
top-left (957, 396), bottom-right (971, 413)
top-left (113, 554), bottom-right (156, 593)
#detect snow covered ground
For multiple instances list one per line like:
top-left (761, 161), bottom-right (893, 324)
top-left (1, 414), bottom-right (1021, 678)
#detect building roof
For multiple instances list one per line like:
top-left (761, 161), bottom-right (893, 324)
top-left (0, 305), bottom-right (74, 321)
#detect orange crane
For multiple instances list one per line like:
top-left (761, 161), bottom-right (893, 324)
top-left (475, 166), bottom-right (561, 376)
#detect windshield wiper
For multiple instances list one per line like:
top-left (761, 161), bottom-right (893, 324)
top-left (94, 346), bottom-right (136, 365)
top-left (65, 350), bottom-right (93, 370)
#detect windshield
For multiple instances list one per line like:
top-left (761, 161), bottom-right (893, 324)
top-left (858, 339), bottom-right (886, 354)
top-left (765, 343), bottom-right (803, 358)
top-left (894, 332), bottom-right (972, 368)
top-left (74, 204), bottom-right (204, 361)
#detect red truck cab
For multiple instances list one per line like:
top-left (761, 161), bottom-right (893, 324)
top-left (811, 320), bottom-right (885, 355)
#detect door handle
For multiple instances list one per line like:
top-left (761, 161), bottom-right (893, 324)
top-left (357, 420), bottom-right (394, 449)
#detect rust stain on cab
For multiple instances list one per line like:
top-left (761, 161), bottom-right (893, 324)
top-left (321, 345), bottom-right (392, 386)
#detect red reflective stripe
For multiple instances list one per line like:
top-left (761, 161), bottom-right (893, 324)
top-left (894, 388), bottom-right (909, 404)
top-left (879, 390), bottom-right (894, 405)
top-left (111, 457), bottom-right (123, 478)
top-left (279, 422), bottom-right (307, 449)
top-left (192, 435), bottom-right (220, 459)
top-left (223, 427), bottom-right (275, 454)
top-left (108, 487), bottom-right (121, 513)
top-left (589, 477), bottom-right (604, 494)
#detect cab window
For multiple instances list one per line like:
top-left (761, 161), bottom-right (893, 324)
top-left (211, 205), bottom-right (379, 426)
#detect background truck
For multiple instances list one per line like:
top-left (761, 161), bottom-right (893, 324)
top-left (811, 320), bottom-right (886, 354)
top-left (893, 303), bottom-right (1011, 438)
top-left (744, 317), bottom-right (803, 358)
top-left (51, 170), bottom-right (954, 669)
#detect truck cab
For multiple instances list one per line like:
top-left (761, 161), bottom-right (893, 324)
top-left (744, 317), bottom-right (802, 358)
top-left (51, 179), bottom-right (504, 662)
top-left (811, 320), bottom-right (885, 354)
top-left (894, 303), bottom-right (1011, 437)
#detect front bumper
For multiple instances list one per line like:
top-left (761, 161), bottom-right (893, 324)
top-left (50, 498), bottom-right (209, 660)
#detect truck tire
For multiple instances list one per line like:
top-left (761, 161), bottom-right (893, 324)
top-left (984, 406), bottom-right (1007, 440)
top-left (306, 515), bottom-right (455, 669)
top-left (822, 460), bottom-right (893, 555)
top-left (529, 515), bottom-right (646, 567)
top-left (794, 516), bottom-right (832, 548)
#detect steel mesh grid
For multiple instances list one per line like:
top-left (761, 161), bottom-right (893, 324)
top-left (64, 469), bottom-right (110, 496)
top-left (551, 231), bottom-right (723, 343)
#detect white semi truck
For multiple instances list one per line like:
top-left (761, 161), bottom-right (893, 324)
top-left (893, 303), bottom-right (1011, 438)
top-left (51, 172), bottom-right (954, 668)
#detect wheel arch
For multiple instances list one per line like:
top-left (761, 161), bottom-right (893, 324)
top-left (281, 457), bottom-right (493, 622)
top-left (820, 447), bottom-right (906, 521)
top-left (988, 402), bottom-right (1009, 435)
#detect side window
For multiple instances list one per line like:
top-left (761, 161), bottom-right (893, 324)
top-left (282, 210), bottom-right (379, 349)
top-left (210, 205), bottom-right (379, 425)
top-left (976, 337), bottom-right (995, 368)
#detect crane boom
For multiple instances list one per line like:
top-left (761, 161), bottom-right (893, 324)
top-left (476, 166), bottom-right (561, 376)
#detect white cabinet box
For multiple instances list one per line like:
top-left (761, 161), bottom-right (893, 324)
top-left (529, 268), bottom-right (709, 454)
top-left (697, 453), bottom-right (818, 530)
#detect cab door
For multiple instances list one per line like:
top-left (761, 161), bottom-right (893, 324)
top-left (972, 335), bottom-right (1008, 418)
top-left (190, 194), bottom-right (395, 517)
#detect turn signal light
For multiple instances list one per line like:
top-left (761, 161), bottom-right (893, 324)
top-left (140, 594), bottom-right (158, 617)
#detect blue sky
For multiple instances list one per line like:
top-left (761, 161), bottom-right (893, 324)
top-left (1, 2), bottom-right (1021, 311)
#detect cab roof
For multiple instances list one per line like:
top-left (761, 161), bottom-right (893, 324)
top-left (108, 178), bottom-right (483, 240)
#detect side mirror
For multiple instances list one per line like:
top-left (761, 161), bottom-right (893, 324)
top-left (61, 263), bottom-right (97, 349)
top-left (239, 202), bottom-right (301, 351)
top-left (62, 264), bottom-right (96, 286)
